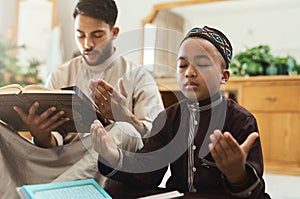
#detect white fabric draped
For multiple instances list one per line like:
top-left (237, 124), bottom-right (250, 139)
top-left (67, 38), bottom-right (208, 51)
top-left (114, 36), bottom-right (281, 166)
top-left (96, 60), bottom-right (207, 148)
top-left (0, 122), bottom-right (101, 199)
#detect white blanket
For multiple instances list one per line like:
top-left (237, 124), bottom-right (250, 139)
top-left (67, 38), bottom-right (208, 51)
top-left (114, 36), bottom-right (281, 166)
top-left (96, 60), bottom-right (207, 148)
top-left (0, 122), bottom-right (101, 199)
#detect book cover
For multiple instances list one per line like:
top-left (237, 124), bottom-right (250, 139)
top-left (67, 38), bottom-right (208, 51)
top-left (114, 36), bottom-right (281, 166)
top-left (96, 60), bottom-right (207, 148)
top-left (0, 84), bottom-right (106, 133)
top-left (16, 179), bottom-right (112, 199)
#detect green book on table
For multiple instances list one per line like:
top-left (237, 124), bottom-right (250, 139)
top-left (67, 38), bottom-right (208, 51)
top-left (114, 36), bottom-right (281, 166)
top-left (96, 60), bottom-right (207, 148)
top-left (16, 179), bottom-right (112, 199)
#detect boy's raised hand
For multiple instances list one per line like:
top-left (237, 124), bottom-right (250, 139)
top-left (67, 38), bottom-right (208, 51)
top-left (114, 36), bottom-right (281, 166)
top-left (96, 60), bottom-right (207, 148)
top-left (209, 130), bottom-right (259, 184)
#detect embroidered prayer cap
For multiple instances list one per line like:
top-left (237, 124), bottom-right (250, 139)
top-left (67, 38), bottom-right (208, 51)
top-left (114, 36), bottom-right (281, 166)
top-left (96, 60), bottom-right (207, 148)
top-left (181, 26), bottom-right (233, 69)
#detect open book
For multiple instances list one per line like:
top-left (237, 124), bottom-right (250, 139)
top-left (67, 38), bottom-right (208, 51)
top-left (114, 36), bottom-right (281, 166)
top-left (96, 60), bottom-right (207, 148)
top-left (0, 84), bottom-right (76, 94)
top-left (0, 84), bottom-right (106, 133)
top-left (16, 179), bottom-right (112, 199)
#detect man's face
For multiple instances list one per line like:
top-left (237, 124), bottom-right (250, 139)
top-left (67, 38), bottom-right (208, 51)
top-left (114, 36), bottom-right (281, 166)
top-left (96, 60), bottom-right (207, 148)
top-left (177, 38), bottom-right (227, 101)
top-left (74, 15), bottom-right (118, 66)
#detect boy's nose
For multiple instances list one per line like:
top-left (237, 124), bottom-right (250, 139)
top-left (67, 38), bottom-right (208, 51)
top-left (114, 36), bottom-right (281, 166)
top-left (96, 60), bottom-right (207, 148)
top-left (185, 65), bottom-right (197, 78)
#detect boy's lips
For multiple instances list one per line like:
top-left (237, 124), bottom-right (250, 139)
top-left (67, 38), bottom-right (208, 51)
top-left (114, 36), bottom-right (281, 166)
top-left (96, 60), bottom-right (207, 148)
top-left (184, 81), bottom-right (199, 89)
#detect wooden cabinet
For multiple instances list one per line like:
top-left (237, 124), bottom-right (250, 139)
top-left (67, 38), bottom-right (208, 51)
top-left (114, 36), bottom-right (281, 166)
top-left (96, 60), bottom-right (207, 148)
top-left (155, 78), bottom-right (185, 108)
top-left (156, 76), bottom-right (300, 175)
top-left (226, 76), bottom-right (300, 175)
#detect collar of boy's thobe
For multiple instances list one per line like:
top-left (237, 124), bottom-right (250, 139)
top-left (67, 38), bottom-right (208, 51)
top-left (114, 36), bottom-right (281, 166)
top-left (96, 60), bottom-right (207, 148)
top-left (187, 92), bottom-right (223, 112)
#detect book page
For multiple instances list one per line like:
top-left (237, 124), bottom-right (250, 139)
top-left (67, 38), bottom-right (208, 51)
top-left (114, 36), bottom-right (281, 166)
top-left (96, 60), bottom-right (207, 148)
top-left (137, 191), bottom-right (184, 199)
top-left (23, 84), bottom-right (75, 94)
top-left (0, 84), bottom-right (75, 94)
top-left (0, 84), bottom-right (23, 94)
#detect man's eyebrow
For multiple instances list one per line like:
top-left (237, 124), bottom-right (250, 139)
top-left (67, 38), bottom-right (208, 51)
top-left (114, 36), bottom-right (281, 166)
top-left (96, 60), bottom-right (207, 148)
top-left (75, 29), bottom-right (105, 34)
top-left (91, 30), bottom-right (105, 34)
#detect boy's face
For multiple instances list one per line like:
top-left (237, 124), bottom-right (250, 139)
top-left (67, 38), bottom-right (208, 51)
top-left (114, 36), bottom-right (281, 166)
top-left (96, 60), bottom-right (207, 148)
top-left (74, 15), bottom-right (119, 66)
top-left (177, 38), bottom-right (229, 101)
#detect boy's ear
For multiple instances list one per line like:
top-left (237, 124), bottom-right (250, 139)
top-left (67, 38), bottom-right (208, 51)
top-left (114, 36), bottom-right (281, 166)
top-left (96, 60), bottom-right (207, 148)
top-left (221, 69), bottom-right (230, 84)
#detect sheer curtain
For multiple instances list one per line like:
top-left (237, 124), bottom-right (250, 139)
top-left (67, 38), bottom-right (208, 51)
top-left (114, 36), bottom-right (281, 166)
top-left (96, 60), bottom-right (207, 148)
top-left (151, 10), bottom-right (184, 77)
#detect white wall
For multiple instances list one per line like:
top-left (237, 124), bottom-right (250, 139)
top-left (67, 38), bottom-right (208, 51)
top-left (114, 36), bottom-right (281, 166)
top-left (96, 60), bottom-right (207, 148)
top-left (1, 0), bottom-right (299, 72)
top-left (0, 0), bottom-right (16, 43)
top-left (56, 0), bottom-right (176, 62)
top-left (172, 0), bottom-right (300, 61)
top-left (56, 0), bottom-right (78, 61)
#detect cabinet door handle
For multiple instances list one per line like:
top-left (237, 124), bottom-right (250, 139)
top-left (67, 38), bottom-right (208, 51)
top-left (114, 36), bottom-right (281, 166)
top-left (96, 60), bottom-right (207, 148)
top-left (265, 97), bottom-right (277, 102)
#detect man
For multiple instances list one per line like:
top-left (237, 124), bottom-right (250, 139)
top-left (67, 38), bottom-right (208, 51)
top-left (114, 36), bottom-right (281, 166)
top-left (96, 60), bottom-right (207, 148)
top-left (14, 0), bottom-right (164, 150)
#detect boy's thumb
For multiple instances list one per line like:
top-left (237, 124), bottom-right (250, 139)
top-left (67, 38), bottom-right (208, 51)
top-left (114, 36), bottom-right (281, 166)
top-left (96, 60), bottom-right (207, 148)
top-left (241, 132), bottom-right (259, 155)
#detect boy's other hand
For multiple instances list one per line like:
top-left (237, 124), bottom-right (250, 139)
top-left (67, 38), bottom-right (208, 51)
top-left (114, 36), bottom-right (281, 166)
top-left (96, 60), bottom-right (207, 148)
top-left (209, 130), bottom-right (259, 184)
top-left (91, 120), bottom-right (120, 167)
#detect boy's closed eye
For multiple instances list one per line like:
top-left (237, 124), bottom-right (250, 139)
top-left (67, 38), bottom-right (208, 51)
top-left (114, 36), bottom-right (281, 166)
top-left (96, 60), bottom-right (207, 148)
top-left (177, 55), bottom-right (212, 68)
top-left (194, 55), bottom-right (212, 67)
top-left (177, 58), bottom-right (188, 68)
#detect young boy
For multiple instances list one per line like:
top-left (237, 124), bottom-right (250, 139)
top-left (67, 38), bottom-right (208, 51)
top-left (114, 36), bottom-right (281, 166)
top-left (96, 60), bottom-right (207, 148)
top-left (91, 26), bottom-right (270, 199)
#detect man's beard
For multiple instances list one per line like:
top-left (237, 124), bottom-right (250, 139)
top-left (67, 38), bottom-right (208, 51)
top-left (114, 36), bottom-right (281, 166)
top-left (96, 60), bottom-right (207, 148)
top-left (83, 41), bottom-right (113, 66)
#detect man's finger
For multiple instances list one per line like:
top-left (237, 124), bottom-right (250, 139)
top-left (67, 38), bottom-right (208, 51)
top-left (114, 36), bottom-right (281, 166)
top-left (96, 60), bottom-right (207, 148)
top-left (89, 79), bottom-right (98, 91)
top-left (98, 79), bottom-right (114, 94)
top-left (13, 106), bottom-right (27, 120)
top-left (27, 101), bottom-right (40, 120)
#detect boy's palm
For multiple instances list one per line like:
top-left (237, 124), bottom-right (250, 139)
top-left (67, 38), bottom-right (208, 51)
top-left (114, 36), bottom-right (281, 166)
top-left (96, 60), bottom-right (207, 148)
top-left (209, 130), bottom-right (259, 183)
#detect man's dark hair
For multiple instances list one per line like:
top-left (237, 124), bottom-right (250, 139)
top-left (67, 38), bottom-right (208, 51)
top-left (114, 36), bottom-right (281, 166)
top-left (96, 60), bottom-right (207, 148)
top-left (73, 0), bottom-right (118, 27)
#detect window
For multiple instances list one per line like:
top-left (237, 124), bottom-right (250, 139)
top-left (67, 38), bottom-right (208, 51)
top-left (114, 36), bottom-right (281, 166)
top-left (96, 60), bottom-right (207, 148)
top-left (143, 24), bottom-right (157, 72)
